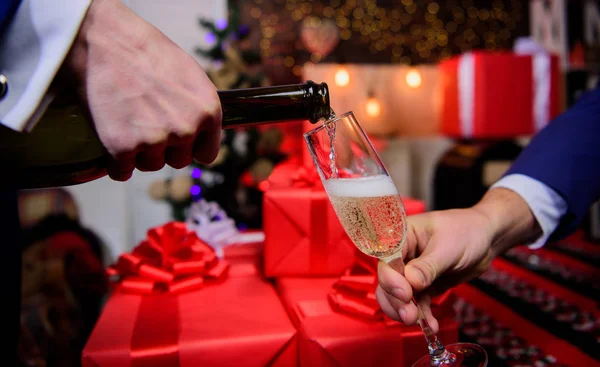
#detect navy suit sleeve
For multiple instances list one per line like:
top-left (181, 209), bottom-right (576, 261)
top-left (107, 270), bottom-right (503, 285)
top-left (0, 0), bottom-right (21, 35)
top-left (505, 86), bottom-right (600, 240)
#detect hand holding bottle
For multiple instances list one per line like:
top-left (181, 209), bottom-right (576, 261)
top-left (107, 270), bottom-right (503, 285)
top-left (62, 0), bottom-right (222, 181)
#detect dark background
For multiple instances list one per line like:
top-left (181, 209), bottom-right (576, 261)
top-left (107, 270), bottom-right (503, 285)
top-left (234, 0), bottom-right (530, 83)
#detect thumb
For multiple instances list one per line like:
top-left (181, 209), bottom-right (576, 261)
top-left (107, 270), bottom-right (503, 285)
top-left (404, 237), bottom-right (455, 293)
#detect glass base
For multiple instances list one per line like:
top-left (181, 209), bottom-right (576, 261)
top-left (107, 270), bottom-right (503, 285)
top-left (412, 343), bottom-right (488, 367)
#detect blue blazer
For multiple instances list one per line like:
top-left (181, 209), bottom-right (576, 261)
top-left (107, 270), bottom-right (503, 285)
top-left (0, 0), bottom-right (20, 34)
top-left (505, 86), bottom-right (600, 240)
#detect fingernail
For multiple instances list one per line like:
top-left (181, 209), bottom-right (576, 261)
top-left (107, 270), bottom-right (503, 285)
top-left (392, 287), bottom-right (406, 301)
top-left (398, 308), bottom-right (406, 322)
top-left (409, 266), bottom-right (427, 287)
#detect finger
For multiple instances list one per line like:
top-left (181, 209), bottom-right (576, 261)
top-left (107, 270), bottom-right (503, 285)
top-left (193, 126), bottom-right (221, 164)
top-left (415, 293), bottom-right (439, 334)
top-left (136, 144), bottom-right (167, 172)
top-left (165, 141), bottom-right (194, 169)
top-left (107, 153), bottom-right (136, 181)
top-left (192, 107), bottom-right (222, 164)
top-left (404, 234), bottom-right (455, 293)
top-left (382, 287), bottom-right (419, 325)
top-left (377, 260), bottom-right (413, 303)
top-left (376, 285), bottom-right (401, 321)
top-left (376, 285), bottom-right (418, 325)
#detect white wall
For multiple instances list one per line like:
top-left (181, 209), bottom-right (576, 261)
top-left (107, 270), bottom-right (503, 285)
top-left (123, 0), bottom-right (227, 65)
top-left (66, 0), bottom-right (227, 260)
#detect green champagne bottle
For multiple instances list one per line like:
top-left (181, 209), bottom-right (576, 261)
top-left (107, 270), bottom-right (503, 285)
top-left (0, 81), bottom-right (330, 189)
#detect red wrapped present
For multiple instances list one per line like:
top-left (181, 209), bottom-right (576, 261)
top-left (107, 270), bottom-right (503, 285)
top-left (83, 222), bottom-right (296, 367)
top-left (277, 277), bottom-right (458, 367)
top-left (440, 51), bottom-right (561, 139)
top-left (263, 163), bottom-right (355, 277)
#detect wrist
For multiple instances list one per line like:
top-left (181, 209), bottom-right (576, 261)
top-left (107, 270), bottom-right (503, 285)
top-left (65, 0), bottom-right (144, 83)
top-left (473, 187), bottom-right (542, 257)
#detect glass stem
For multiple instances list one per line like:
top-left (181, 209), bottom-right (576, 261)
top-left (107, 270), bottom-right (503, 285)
top-left (382, 254), bottom-right (456, 366)
top-left (412, 297), bottom-right (455, 365)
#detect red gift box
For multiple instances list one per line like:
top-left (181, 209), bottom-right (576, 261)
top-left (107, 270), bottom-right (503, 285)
top-left (263, 163), bottom-right (355, 277)
top-left (276, 277), bottom-right (458, 367)
top-left (440, 51), bottom-right (561, 139)
top-left (83, 223), bottom-right (296, 367)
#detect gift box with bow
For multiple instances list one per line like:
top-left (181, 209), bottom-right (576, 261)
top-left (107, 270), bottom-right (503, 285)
top-left (439, 51), bottom-right (560, 139)
top-left (82, 222), bottom-right (297, 367)
top-left (276, 274), bottom-right (458, 367)
top-left (263, 162), bottom-right (355, 277)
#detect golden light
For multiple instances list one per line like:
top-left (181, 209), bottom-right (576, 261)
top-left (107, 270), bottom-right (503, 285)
top-left (334, 67), bottom-right (350, 87)
top-left (405, 68), bottom-right (422, 88)
top-left (365, 96), bottom-right (381, 117)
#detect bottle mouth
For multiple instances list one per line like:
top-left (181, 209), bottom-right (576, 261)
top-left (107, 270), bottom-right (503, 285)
top-left (306, 80), bottom-right (331, 123)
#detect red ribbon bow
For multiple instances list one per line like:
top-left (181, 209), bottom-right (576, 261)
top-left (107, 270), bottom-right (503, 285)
top-left (329, 261), bottom-right (456, 326)
top-left (329, 273), bottom-right (383, 321)
top-left (107, 222), bottom-right (229, 294)
top-left (328, 259), bottom-right (383, 321)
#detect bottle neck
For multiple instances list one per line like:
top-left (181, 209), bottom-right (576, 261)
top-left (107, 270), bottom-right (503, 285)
top-left (218, 81), bottom-right (330, 128)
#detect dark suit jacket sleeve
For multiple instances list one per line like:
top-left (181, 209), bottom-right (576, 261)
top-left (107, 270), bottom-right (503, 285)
top-left (0, 0), bottom-right (20, 34)
top-left (504, 86), bottom-right (600, 240)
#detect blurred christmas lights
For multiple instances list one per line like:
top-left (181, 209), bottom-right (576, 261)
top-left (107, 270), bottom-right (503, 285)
top-left (190, 185), bottom-right (202, 196)
top-left (191, 167), bottom-right (203, 179)
top-left (215, 19), bottom-right (228, 30)
top-left (204, 33), bottom-right (216, 45)
top-left (251, 0), bottom-right (522, 66)
top-left (334, 67), bottom-right (350, 87)
top-left (405, 68), bottom-right (422, 88)
top-left (365, 96), bottom-right (381, 117)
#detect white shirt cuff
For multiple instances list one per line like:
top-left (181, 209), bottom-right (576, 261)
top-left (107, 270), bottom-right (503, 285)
top-left (0, 0), bottom-right (91, 131)
top-left (491, 174), bottom-right (567, 249)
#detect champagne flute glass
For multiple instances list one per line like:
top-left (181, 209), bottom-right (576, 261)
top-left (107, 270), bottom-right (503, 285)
top-left (304, 111), bottom-right (487, 367)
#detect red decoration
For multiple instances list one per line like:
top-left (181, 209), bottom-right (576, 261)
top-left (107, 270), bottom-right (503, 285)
top-left (440, 51), bottom-right (561, 139)
top-left (83, 223), bottom-right (297, 367)
top-left (106, 222), bottom-right (228, 294)
top-left (276, 277), bottom-right (459, 367)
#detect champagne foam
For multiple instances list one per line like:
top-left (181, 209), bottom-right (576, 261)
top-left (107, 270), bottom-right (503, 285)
top-left (324, 175), bottom-right (398, 197)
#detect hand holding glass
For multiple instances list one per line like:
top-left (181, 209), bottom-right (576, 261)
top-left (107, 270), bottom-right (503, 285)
top-left (304, 112), bottom-right (487, 367)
